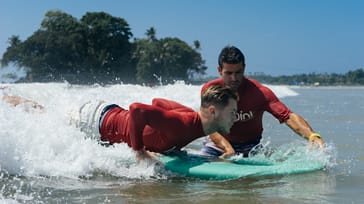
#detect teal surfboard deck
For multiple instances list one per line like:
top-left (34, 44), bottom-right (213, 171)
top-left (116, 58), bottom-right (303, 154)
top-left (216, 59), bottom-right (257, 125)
top-left (159, 153), bottom-right (325, 180)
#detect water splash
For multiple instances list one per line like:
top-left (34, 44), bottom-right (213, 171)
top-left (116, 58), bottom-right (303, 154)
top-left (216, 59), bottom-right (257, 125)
top-left (231, 140), bottom-right (337, 175)
top-left (0, 64), bottom-right (28, 83)
top-left (0, 82), bottom-right (300, 180)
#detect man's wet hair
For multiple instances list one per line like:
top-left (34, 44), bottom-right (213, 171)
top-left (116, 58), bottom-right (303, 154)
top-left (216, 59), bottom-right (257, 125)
top-left (201, 85), bottom-right (237, 108)
top-left (218, 45), bottom-right (245, 67)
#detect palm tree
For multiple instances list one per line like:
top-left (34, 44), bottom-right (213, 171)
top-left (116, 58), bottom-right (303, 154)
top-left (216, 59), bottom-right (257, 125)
top-left (193, 40), bottom-right (200, 49)
top-left (145, 27), bottom-right (157, 42)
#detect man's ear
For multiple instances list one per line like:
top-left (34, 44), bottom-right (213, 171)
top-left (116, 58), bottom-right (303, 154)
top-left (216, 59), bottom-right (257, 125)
top-left (208, 105), bottom-right (216, 119)
top-left (217, 66), bottom-right (223, 76)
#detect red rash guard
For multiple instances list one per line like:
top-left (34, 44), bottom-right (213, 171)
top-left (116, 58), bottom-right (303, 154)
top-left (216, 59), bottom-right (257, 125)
top-left (99, 98), bottom-right (205, 152)
top-left (201, 78), bottom-right (292, 144)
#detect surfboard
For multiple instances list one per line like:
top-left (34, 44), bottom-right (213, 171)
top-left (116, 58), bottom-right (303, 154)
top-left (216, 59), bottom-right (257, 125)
top-left (159, 153), bottom-right (325, 180)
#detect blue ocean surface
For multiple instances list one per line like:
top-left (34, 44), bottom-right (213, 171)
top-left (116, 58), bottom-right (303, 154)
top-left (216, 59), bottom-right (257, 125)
top-left (0, 82), bottom-right (363, 203)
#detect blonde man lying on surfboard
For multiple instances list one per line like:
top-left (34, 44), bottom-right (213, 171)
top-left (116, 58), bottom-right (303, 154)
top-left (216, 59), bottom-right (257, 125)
top-left (2, 85), bottom-right (238, 163)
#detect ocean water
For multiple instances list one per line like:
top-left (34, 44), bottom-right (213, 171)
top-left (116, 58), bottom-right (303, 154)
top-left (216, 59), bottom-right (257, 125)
top-left (0, 82), bottom-right (363, 203)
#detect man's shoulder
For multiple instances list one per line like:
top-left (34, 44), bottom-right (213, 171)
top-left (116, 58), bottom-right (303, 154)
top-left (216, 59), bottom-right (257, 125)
top-left (246, 77), bottom-right (262, 86)
top-left (245, 78), bottom-right (278, 98)
top-left (246, 78), bottom-right (270, 90)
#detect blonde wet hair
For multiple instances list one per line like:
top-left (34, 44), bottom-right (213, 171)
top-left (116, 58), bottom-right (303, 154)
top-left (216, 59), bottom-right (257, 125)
top-left (201, 85), bottom-right (237, 109)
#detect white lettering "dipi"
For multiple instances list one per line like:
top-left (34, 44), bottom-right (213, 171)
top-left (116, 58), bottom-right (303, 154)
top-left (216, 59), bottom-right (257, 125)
top-left (235, 110), bottom-right (253, 121)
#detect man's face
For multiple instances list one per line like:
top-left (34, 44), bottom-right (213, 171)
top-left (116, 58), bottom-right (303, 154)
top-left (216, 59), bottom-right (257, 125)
top-left (218, 63), bottom-right (245, 91)
top-left (214, 98), bottom-right (238, 134)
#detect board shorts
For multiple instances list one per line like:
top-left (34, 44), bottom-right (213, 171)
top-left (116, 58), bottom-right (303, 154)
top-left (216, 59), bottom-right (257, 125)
top-left (201, 137), bottom-right (262, 157)
top-left (68, 100), bottom-right (119, 142)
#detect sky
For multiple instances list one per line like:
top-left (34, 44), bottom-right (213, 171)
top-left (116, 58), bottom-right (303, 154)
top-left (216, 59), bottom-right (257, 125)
top-left (0, 0), bottom-right (363, 77)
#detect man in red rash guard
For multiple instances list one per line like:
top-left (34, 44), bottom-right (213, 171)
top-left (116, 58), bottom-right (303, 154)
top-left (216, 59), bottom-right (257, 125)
top-left (97, 85), bottom-right (237, 161)
top-left (200, 46), bottom-right (324, 158)
top-left (100, 98), bottom-right (197, 151)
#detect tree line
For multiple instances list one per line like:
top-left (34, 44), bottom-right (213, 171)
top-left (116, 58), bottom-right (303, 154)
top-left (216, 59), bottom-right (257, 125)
top-left (1, 10), bottom-right (207, 85)
top-left (246, 68), bottom-right (364, 86)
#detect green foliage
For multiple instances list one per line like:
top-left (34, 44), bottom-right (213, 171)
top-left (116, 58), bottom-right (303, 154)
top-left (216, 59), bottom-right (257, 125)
top-left (1, 11), bottom-right (206, 85)
top-left (80, 11), bottom-right (134, 82)
top-left (133, 28), bottom-right (206, 84)
top-left (1, 35), bottom-right (23, 67)
top-left (1, 10), bottom-right (134, 83)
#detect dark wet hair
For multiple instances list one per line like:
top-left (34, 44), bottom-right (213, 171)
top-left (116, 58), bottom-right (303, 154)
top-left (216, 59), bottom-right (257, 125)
top-left (201, 85), bottom-right (237, 108)
top-left (218, 45), bottom-right (245, 67)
